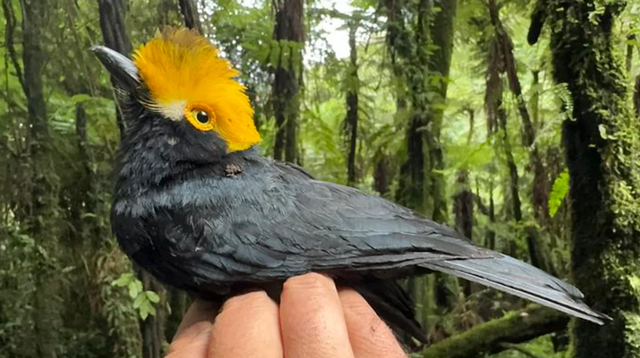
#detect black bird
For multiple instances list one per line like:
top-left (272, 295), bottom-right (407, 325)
top-left (93, 28), bottom-right (606, 344)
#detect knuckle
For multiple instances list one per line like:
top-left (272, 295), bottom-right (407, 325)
top-left (283, 272), bottom-right (333, 292)
top-left (221, 290), bottom-right (271, 314)
top-left (338, 288), bottom-right (365, 311)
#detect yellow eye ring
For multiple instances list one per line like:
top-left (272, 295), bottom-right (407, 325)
top-left (185, 105), bottom-right (216, 131)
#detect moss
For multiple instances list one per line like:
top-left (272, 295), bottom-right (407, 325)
top-left (420, 305), bottom-right (567, 358)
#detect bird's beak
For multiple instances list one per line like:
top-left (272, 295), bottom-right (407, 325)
top-left (91, 46), bottom-right (140, 92)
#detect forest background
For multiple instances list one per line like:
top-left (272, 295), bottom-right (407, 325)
top-left (1, 0), bottom-right (640, 357)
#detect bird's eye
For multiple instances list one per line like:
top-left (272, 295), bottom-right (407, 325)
top-left (195, 110), bottom-right (209, 124)
top-left (186, 107), bottom-right (216, 132)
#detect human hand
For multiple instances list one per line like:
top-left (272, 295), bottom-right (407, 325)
top-left (166, 273), bottom-right (408, 358)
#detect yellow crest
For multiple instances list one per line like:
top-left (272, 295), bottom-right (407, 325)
top-left (133, 27), bottom-right (260, 152)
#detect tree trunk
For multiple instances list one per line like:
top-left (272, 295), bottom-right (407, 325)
top-left (427, 0), bottom-right (456, 224)
top-left (454, 170), bottom-right (474, 296)
top-left (531, 70), bottom-right (540, 128)
top-left (394, 0), bottom-right (429, 214)
top-left (272, 0), bottom-right (304, 163)
top-left (68, 103), bottom-right (99, 248)
top-left (545, 1), bottom-right (640, 356)
top-left (488, 0), bottom-right (549, 272)
top-left (178, 0), bottom-right (202, 33)
top-left (454, 110), bottom-right (475, 296)
top-left (483, 37), bottom-right (500, 253)
top-left (625, 35), bottom-right (634, 74)
top-left (137, 268), bottom-right (167, 358)
top-left (497, 98), bottom-right (521, 258)
top-left (20, 1), bottom-right (61, 357)
top-left (165, 290), bottom-right (188, 341)
top-left (373, 152), bottom-right (394, 197)
top-left (345, 21), bottom-right (359, 187)
top-left (97, 0), bottom-right (132, 140)
top-left (485, 178), bottom-right (496, 250)
top-left (385, 0), bottom-right (434, 330)
top-left (634, 74), bottom-right (640, 120)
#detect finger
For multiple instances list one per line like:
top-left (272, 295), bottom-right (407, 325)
top-left (167, 299), bottom-right (219, 358)
top-left (338, 289), bottom-right (408, 358)
top-left (209, 290), bottom-right (282, 358)
top-left (173, 299), bottom-right (220, 340)
top-left (167, 321), bottom-right (212, 358)
top-left (280, 273), bottom-right (355, 358)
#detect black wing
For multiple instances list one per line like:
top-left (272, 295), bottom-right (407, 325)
top-left (116, 159), bottom-right (607, 325)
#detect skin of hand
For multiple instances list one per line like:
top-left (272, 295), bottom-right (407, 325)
top-left (166, 273), bottom-right (409, 358)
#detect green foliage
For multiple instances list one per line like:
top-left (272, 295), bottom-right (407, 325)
top-left (0, 0), bottom-right (638, 357)
top-left (548, 170), bottom-right (569, 218)
top-left (112, 273), bottom-right (160, 320)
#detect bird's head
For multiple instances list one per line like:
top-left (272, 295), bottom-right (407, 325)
top-left (92, 27), bottom-right (260, 157)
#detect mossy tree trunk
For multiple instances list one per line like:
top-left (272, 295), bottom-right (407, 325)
top-left (344, 20), bottom-right (359, 187)
top-left (497, 92), bottom-right (522, 258)
top-left (390, 0), bottom-right (428, 214)
top-left (272, 0), bottom-right (304, 163)
top-left (20, 0), bottom-right (62, 357)
top-left (385, 0), bottom-right (433, 328)
top-left (421, 305), bottom-right (568, 358)
top-left (392, 0), bottom-right (455, 221)
top-left (427, 0), bottom-right (456, 224)
top-left (488, 0), bottom-right (551, 272)
top-left (384, 0), bottom-right (458, 329)
top-left (532, 0), bottom-right (640, 356)
top-left (454, 110), bottom-right (475, 296)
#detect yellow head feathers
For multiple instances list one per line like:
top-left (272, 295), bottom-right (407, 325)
top-left (133, 27), bottom-right (260, 152)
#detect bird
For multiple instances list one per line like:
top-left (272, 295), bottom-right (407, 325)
top-left (92, 27), bottom-right (607, 345)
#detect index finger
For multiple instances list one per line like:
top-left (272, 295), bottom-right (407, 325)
top-left (209, 290), bottom-right (282, 358)
top-left (280, 273), bottom-right (355, 358)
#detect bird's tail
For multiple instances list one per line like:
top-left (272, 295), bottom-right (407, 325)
top-left (421, 255), bottom-right (609, 324)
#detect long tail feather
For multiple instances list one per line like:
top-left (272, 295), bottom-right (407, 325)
top-left (421, 255), bottom-right (609, 324)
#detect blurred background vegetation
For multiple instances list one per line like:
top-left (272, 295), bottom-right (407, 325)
top-left (1, 0), bottom-right (639, 357)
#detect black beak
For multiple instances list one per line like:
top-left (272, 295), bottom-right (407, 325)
top-left (91, 46), bottom-right (140, 92)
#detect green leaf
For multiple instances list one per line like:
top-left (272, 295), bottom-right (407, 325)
top-left (70, 94), bottom-right (91, 103)
top-left (133, 294), bottom-right (145, 309)
top-left (81, 212), bottom-right (97, 219)
top-left (146, 291), bottom-right (160, 303)
top-left (128, 281), bottom-right (140, 299)
top-left (139, 304), bottom-right (149, 320)
top-left (139, 301), bottom-right (157, 320)
top-left (598, 124), bottom-right (608, 139)
top-left (112, 273), bottom-right (132, 287)
top-left (548, 170), bottom-right (569, 217)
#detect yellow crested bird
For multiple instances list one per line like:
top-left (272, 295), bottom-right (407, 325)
top-left (92, 27), bottom-right (607, 346)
